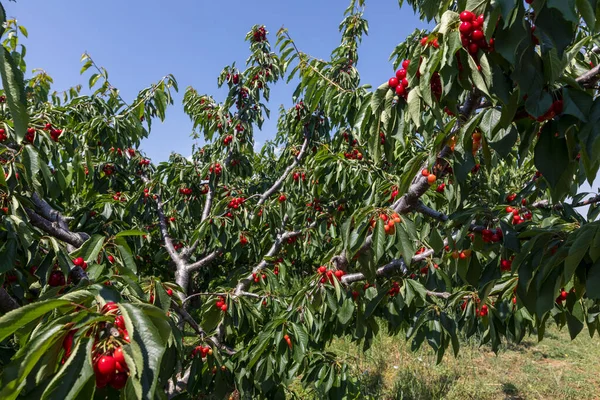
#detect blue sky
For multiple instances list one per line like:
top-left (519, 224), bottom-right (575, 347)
top-left (5, 0), bottom-right (429, 161)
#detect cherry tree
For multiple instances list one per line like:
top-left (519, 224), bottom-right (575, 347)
top-left (1, 0), bottom-right (600, 398)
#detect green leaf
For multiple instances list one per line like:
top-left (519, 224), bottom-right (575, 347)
top-left (119, 303), bottom-right (167, 400)
top-left (373, 219), bottom-right (386, 264)
top-left (576, 0), bottom-right (595, 29)
top-left (337, 299), bottom-right (355, 325)
top-left (534, 126), bottom-right (570, 190)
top-left (586, 258), bottom-right (600, 299)
top-left (115, 229), bottom-right (147, 237)
top-left (72, 234), bottom-right (105, 264)
top-left (0, 323), bottom-right (64, 400)
top-left (0, 299), bottom-right (74, 342)
top-left (41, 336), bottom-right (94, 400)
top-left (0, 47), bottom-right (28, 142)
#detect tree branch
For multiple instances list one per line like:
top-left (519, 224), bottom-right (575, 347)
top-left (201, 177), bottom-right (218, 223)
top-left (186, 249), bottom-right (221, 273)
top-left (576, 64), bottom-right (600, 88)
top-left (0, 287), bottom-right (19, 313)
top-left (257, 128), bottom-right (311, 207)
top-left (25, 207), bottom-right (87, 248)
top-left (415, 201), bottom-right (449, 222)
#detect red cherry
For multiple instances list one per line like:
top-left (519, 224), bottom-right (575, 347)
top-left (395, 85), bottom-right (406, 96)
top-left (115, 315), bottom-right (126, 330)
top-left (468, 43), bottom-right (479, 54)
top-left (459, 22), bottom-right (473, 34)
top-left (221, 304), bottom-right (228, 312)
top-left (396, 69), bottom-right (407, 79)
top-left (96, 355), bottom-right (116, 376)
top-left (73, 257), bottom-right (85, 267)
top-left (167, 288), bottom-right (173, 296)
top-left (471, 30), bottom-right (484, 41)
top-left (113, 347), bottom-right (126, 365)
top-left (110, 372), bottom-right (128, 390)
top-left (388, 77), bottom-right (399, 88)
top-left (459, 11), bottom-right (475, 22)
top-left (401, 78), bottom-right (409, 87)
top-left (402, 59), bottom-right (410, 70)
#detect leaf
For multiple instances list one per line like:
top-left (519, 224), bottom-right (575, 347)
top-left (372, 219), bottom-right (385, 264)
top-left (534, 126), bottom-right (570, 190)
top-left (72, 234), bottom-right (105, 264)
top-left (586, 259), bottom-right (600, 299)
top-left (115, 229), bottom-right (147, 237)
top-left (41, 336), bottom-right (94, 400)
top-left (0, 47), bottom-right (28, 142)
top-left (337, 299), bottom-right (355, 325)
top-left (0, 299), bottom-right (74, 342)
top-left (575, 0), bottom-right (595, 29)
top-left (0, 323), bottom-right (64, 400)
top-left (119, 303), bottom-right (167, 399)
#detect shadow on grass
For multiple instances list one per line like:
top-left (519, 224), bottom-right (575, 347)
top-left (389, 369), bottom-right (460, 400)
top-left (501, 382), bottom-right (523, 399)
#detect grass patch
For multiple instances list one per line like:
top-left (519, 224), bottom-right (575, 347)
top-left (310, 324), bottom-right (600, 399)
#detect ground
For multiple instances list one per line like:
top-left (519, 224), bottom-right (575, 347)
top-left (323, 323), bottom-right (600, 399)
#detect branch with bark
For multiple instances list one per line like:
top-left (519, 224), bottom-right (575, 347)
top-left (257, 128), bottom-right (311, 207)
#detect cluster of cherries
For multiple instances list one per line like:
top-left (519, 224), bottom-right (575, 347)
top-left (92, 302), bottom-right (130, 389)
top-left (179, 187), bottom-right (193, 196)
top-left (292, 171), bottom-right (306, 182)
top-left (138, 159), bottom-right (151, 167)
top-left (112, 192), bottom-right (127, 202)
top-left (0, 128), bottom-right (6, 142)
top-left (43, 123), bottom-right (63, 142)
top-left (228, 197), bottom-right (245, 209)
top-left (506, 194), bottom-right (533, 225)
top-left (252, 26), bottom-right (267, 43)
top-left (102, 164), bottom-right (115, 176)
top-left (344, 148), bottom-right (364, 160)
top-left (25, 127), bottom-right (35, 143)
top-left (223, 134), bottom-right (234, 146)
top-left (191, 345), bottom-right (213, 359)
top-left (48, 269), bottom-right (66, 287)
top-left (73, 257), bottom-right (88, 270)
top-left (387, 59), bottom-right (411, 99)
top-left (421, 168), bottom-right (438, 185)
top-left (388, 281), bottom-right (401, 297)
top-left (240, 234), bottom-right (249, 246)
top-left (317, 265), bottom-right (345, 284)
top-left (215, 296), bottom-right (228, 312)
top-left (251, 271), bottom-right (266, 283)
top-left (372, 212), bottom-right (402, 235)
top-left (420, 35), bottom-right (439, 48)
top-left (208, 163), bottom-right (222, 175)
top-left (306, 198), bottom-right (323, 212)
top-left (459, 11), bottom-right (494, 56)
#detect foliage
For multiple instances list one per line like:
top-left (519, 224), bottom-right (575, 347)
top-left (0, 0), bottom-right (600, 398)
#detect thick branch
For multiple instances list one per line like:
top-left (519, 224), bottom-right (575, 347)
top-left (415, 201), bottom-right (449, 222)
top-left (25, 208), bottom-right (87, 248)
top-left (186, 249), bottom-right (221, 272)
top-left (154, 193), bottom-right (184, 267)
top-left (201, 178), bottom-right (217, 223)
top-left (256, 129), bottom-right (310, 207)
top-left (0, 287), bottom-right (19, 313)
top-left (576, 64), bottom-right (600, 88)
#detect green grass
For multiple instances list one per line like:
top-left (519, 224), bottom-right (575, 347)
top-left (320, 324), bottom-right (600, 400)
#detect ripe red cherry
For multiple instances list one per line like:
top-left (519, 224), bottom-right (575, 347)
top-left (167, 288), bottom-right (173, 296)
top-left (395, 85), bottom-right (406, 96)
top-left (278, 194), bottom-right (286, 203)
top-left (402, 59), bottom-right (410, 69)
top-left (388, 77), bottom-right (399, 88)
top-left (459, 22), bottom-right (473, 34)
top-left (73, 257), bottom-right (84, 267)
top-left (115, 315), bottom-right (126, 330)
top-left (459, 10), bottom-right (475, 22)
top-left (48, 271), bottom-right (65, 287)
top-left (102, 302), bottom-right (119, 314)
top-left (221, 304), bottom-right (228, 312)
top-left (396, 69), bottom-right (406, 79)
top-left (110, 372), bottom-right (128, 390)
top-left (468, 43), bottom-right (479, 54)
top-left (96, 355), bottom-right (116, 376)
top-left (401, 78), bottom-right (409, 87)
top-left (471, 30), bottom-right (484, 41)
top-left (113, 347), bottom-right (126, 365)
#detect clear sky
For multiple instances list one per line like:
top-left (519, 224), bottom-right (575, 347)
top-left (5, 0), bottom-right (429, 161)
top-left (4, 1), bottom-right (598, 205)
